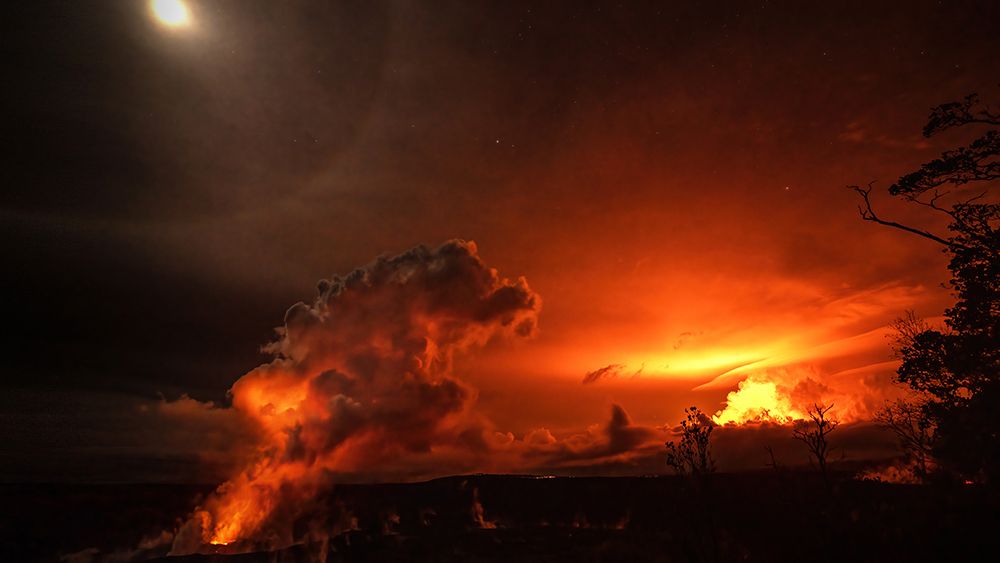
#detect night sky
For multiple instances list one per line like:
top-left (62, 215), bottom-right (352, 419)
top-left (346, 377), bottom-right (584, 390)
top-left (4, 0), bottom-right (1000, 483)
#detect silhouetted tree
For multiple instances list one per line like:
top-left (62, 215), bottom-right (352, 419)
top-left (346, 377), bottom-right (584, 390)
top-left (792, 403), bottom-right (839, 476)
top-left (666, 407), bottom-right (720, 563)
top-left (876, 399), bottom-right (936, 480)
top-left (870, 312), bottom-right (939, 481)
top-left (851, 89), bottom-right (1000, 482)
top-left (764, 445), bottom-right (782, 472)
top-left (665, 407), bottom-right (715, 476)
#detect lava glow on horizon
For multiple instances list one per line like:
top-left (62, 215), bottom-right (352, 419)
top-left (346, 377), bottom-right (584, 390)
top-left (162, 241), bottom-right (909, 553)
top-left (712, 377), bottom-right (807, 424)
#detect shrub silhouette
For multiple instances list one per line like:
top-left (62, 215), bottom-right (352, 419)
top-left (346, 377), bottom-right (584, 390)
top-left (665, 407), bottom-right (715, 476)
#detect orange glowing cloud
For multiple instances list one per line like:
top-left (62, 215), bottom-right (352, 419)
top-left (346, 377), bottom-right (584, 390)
top-left (170, 241), bottom-right (542, 553)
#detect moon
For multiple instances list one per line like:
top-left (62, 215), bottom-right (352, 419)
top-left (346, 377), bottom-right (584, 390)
top-left (151, 0), bottom-right (190, 27)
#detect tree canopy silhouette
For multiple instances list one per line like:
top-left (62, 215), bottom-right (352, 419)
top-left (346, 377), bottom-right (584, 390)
top-left (852, 89), bottom-right (1000, 483)
top-left (665, 407), bottom-right (715, 476)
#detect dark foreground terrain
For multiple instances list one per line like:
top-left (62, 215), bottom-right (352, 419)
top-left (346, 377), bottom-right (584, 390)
top-left (3, 473), bottom-right (998, 562)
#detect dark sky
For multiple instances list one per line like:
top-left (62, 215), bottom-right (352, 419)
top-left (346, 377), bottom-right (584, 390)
top-left (3, 0), bottom-right (999, 482)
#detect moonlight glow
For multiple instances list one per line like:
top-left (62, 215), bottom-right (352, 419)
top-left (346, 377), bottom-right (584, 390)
top-left (151, 0), bottom-right (190, 27)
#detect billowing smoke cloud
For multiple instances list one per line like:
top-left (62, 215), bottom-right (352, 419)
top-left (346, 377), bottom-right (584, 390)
top-left (172, 240), bottom-right (541, 553)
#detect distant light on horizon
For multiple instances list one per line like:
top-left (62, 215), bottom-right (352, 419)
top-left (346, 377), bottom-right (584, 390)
top-left (151, 0), bottom-right (190, 28)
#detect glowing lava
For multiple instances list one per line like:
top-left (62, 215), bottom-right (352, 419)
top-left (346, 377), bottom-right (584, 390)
top-left (713, 375), bottom-right (808, 424)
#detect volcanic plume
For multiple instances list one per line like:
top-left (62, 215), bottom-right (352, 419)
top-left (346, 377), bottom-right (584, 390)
top-left (170, 240), bottom-right (540, 553)
top-left (161, 239), bottom-right (913, 555)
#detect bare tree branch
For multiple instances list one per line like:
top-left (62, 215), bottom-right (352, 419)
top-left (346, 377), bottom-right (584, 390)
top-left (876, 399), bottom-right (936, 481)
top-left (792, 404), bottom-right (839, 478)
top-left (849, 184), bottom-right (965, 249)
top-left (962, 191), bottom-right (989, 206)
top-left (764, 446), bottom-right (781, 472)
top-left (909, 189), bottom-right (953, 215)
